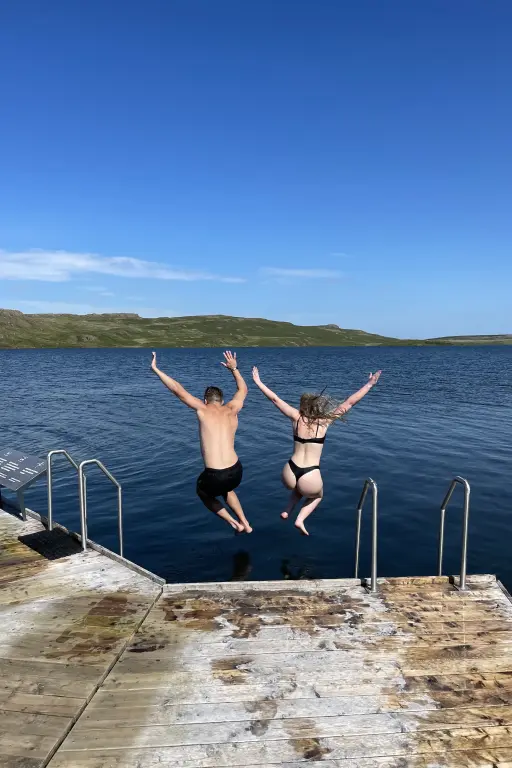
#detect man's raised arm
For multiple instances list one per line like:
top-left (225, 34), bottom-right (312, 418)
top-left (222, 351), bottom-right (248, 412)
top-left (150, 352), bottom-right (205, 410)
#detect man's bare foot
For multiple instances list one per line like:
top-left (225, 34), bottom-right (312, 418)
top-left (295, 520), bottom-right (309, 536)
top-left (281, 512), bottom-right (289, 519)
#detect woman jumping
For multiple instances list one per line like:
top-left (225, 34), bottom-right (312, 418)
top-left (252, 367), bottom-right (382, 535)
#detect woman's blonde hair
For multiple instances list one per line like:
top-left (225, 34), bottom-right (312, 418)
top-left (299, 392), bottom-right (341, 427)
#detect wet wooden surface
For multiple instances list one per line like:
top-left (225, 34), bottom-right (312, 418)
top-left (4, 505), bottom-right (512, 768)
top-left (49, 573), bottom-right (512, 768)
top-left (0, 508), bottom-right (161, 768)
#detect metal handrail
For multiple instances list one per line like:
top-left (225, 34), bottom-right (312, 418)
top-left (78, 459), bottom-right (123, 558)
top-left (354, 478), bottom-right (378, 593)
top-left (47, 449), bottom-right (79, 531)
top-left (438, 475), bottom-right (470, 591)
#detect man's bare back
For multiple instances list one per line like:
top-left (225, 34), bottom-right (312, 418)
top-left (197, 403), bottom-right (239, 469)
top-left (151, 350), bottom-right (252, 533)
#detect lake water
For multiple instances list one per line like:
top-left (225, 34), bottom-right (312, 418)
top-left (1, 346), bottom-right (511, 588)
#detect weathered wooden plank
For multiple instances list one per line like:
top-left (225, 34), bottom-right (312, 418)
top-left (160, 591), bottom-right (507, 614)
top-left (78, 695), bottom-right (419, 726)
top-left (127, 615), bottom-right (512, 638)
top-left (88, 681), bottom-right (512, 711)
top-left (0, 732), bottom-right (56, 761)
top-left (0, 690), bottom-right (83, 717)
top-left (93, 679), bottom-right (387, 703)
top-left (164, 579), bottom-right (362, 594)
top-left (42, 748), bottom-right (512, 768)
top-left (402, 658), bottom-right (512, 676)
top-left (64, 707), bottom-right (512, 749)
top-left (51, 725), bottom-right (512, 764)
top-left (402, 671), bottom-right (512, 693)
top-left (0, 709), bottom-right (69, 737)
top-left (78, 694), bottom-right (512, 728)
top-left (105, 648), bottom-right (512, 681)
top-left (118, 633), bottom-right (512, 661)
top-left (156, 601), bottom-right (512, 624)
top-left (93, 672), bottom-right (512, 706)
top-left (103, 662), bottom-right (402, 693)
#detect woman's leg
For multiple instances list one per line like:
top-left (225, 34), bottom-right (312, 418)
top-left (280, 461), bottom-right (300, 519)
top-left (281, 488), bottom-right (302, 520)
top-left (294, 493), bottom-right (323, 536)
top-left (295, 470), bottom-right (323, 535)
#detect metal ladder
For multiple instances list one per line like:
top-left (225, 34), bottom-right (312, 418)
top-left (354, 478), bottom-right (378, 593)
top-left (353, 475), bottom-right (471, 594)
top-left (47, 450), bottom-right (124, 558)
top-left (438, 476), bottom-right (471, 591)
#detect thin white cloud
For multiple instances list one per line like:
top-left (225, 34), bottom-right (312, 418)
top-left (15, 300), bottom-right (119, 314)
top-left (0, 249), bottom-right (245, 284)
top-left (262, 267), bottom-right (342, 279)
top-left (11, 300), bottom-right (177, 317)
top-left (84, 285), bottom-right (107, 292)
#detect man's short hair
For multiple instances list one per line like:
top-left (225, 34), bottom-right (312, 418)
top-left (204, 386), bottom-right (223, 404)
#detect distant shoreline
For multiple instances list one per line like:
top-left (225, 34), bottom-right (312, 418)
top-left (1, 309), bottom-right (510, 349)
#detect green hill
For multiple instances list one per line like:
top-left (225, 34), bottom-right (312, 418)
top-left (0, 310), bottom-right (408, 348)
top-left (0, 310), bottom-right (510, 349)
top-left (427, 334), bottom-right (512, 345)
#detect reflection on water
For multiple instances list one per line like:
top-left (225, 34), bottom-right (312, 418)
top-left (231, 550), bottom-right (252, 581)
top-left (1, 345), bottom-right (512, 588)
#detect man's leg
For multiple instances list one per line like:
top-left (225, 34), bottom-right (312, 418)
top-left (224, 490), bottom-right (252, 533)
top-left (281, 488), bottom-right (302, 520)
top-left (197, 488), bottom-right (245, 533)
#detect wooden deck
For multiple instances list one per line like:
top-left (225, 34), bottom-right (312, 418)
top-left (0, 508), bottom-right (161, 768)
top-left (4, 510), bottom-right (512, 767)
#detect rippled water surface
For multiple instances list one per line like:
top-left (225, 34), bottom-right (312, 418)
top-left (1, 346), bottom-right (511, 587)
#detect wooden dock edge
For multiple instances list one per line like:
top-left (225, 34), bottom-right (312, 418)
top-left (23, 505), bottom-right (165, 585)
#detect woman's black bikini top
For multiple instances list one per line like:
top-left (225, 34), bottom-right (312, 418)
top-left (293, 418), bottom-right (326, 445)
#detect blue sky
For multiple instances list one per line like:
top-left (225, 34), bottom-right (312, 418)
top-left (1, 0), bottom-right (511, 338)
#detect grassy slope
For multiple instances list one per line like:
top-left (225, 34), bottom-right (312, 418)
top-left (428, 334), bottom-right (512, 344)
top-left (0, 310), bottom-right (509, 348)
top-left (0, 310), bottom-right (411, 348)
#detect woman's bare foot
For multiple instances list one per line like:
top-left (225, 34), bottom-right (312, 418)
top-left (244, 523), bottom-right (253, 533)
top-left (295, 520), bottom-right (309, 536)
top-left (281, 511), bottom-right (289, 519)
top-left (230, 520), bottom-right (246, 533)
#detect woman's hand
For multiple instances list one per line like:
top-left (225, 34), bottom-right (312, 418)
top-left (252, 366), bottom-right (261, 385)
top-left (368, 370), bottom-right (382, 387)
top-left (221, 350), bottom-right (237, 371)
top-left (151, 351), bottom-right (157, 371)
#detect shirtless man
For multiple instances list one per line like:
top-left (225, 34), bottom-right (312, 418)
top-left (151, 350), bottom-right (252, 533)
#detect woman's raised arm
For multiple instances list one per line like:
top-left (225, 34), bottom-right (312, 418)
top-left (334, 371), bottom-right (382, 416)
top-left (252, 366), bottom-right (299, 420)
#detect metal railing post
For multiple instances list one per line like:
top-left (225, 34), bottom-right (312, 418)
top-left (47, 450), bottom-right (79, 531)
top-left (78, 459), bottom-right (123, 557)
top-left (354, 478), bottom-right (378, 593)
top-left (438, 476), bottom-right (471, 591)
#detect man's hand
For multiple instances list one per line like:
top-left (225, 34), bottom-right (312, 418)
top-left (151, 351), bottom-right (158, 371)
top-left (252, 366), bottom-right (261, 385)
top-left (368, 370), bottom-right (382, 387)
top-left (221, 350), bottom-right (237, 371)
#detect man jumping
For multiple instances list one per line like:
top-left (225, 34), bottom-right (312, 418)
top-left (151, 350), bottom-right (252, 533)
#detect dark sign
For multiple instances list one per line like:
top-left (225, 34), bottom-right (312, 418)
top-left (0, 449), bottom-right (47, 492)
